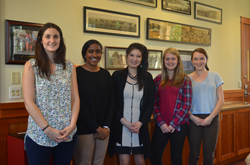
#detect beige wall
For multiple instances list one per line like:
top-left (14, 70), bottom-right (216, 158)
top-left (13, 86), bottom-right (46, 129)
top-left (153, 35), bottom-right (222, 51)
top-left (0, 0), bottom-right (250, 102)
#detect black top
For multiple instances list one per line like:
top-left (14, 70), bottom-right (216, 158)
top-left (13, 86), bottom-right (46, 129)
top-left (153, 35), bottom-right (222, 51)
top-left (108, 67), bottom-right (156, 159)
top-left (76, 66), bottom-right (114, 135)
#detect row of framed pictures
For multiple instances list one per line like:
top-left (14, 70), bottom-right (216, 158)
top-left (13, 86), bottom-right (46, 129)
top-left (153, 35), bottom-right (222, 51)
top-left (105, 46), bottom-right (194, 74)
top-left (84, 6), bottom-right (212, 46)
top-left (120, 0), bottom-right (222, 24)
top-left (4, 18), bottom-right (194, 71)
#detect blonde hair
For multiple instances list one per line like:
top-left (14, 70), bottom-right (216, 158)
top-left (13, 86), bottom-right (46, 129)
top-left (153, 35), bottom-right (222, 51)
top-left (160, 47), bottom-right (185, 88)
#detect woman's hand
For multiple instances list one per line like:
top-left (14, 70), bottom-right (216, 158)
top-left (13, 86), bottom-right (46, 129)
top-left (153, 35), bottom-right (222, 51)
top-left (190, 115), bottom-right (204, 126)
top-left (95, 126), bottom-right (109, 140)
top-left (168, 125), bottom-right (175, 133)
top-left (130, 121), bottom-right (142, 133)
top-left (202, 116), bottom-right (213, 126)
top-left (57, 124), bottom-right (75, 141)
top-left (44, 127), bottom-right (64, 142)
top-left (160, 123), bottom-right (171, 133)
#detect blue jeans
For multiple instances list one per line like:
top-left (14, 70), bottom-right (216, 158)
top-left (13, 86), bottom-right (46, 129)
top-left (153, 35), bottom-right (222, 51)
top-left (150, 123), bottom-right (188, 165)
top-left (25, 134), bottom-right (76, 165)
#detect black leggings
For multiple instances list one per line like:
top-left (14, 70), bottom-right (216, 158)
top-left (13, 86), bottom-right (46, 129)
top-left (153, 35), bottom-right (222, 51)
top-left (150, 123), bottom-right (188, 165)
top-left (188, 114), bottom-right (219, 165)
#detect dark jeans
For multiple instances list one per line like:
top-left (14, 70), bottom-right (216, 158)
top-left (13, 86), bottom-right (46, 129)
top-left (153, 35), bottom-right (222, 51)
top-left (25, 134), bottom-right (77, 165)
top-left (150, 123), bottom-right (188, 165)
top-left (188, 114), bottom-right (219, 165)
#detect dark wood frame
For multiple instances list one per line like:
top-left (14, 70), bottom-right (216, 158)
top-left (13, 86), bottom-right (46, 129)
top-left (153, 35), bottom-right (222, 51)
top-left (121, 0), bottom-right (157, 8)
top-left (5, 20), bottom-right (43, 64)
top-left (148, 49), bottom-right (162, 70)
top-left (162, 0), bottom-right (191, 15)
top-left (83, 6), bottom-right (140, 38)
top-left (146, 18), bottom-right (211, 46)
top-left (194, 2), bottom-right (222, 24)
top-left (178, 50), bottom-right (194, 74)
top-left (105, 46), bottom-right (127, 70)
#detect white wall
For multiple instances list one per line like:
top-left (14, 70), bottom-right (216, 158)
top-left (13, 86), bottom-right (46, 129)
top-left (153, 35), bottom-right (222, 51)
top-left (0, 0), bottom-right (250, 102)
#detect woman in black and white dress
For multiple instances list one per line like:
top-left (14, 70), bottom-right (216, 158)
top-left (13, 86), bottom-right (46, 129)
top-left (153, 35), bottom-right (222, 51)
top-left (109, 43), bottom-right (155, 165)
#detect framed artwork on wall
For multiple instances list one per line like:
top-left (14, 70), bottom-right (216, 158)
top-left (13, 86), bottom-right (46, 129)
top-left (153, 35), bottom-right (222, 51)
top-left (148, 49), bottom-right (162, 70)
top-left (179, 50), bottom-right (194, 74)
top-left (5, 20), bottom-right (43, 64)
top-left (162, 0), bottom-right (191, 15)
top-left (146, 18), bottom-right (211, 46)
top-left (121, 0), bottom-right (157, 8)
top-left (105, 46), bottom-right (127, 70)
top-left (194, 2), bottom-right (222, 24)
top-left (83, 6), bottom-right (140, 38)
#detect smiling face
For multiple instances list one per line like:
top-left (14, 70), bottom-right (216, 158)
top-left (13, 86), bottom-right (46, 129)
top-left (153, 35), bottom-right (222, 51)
top-left (192, 52), bottom-right (207, 71)
top-left (164, 53), bottom-right (178, 71)
top-left (85, 43), bottom-right (102, 67)
top-left (127, 49), bottom-right (142, 69)
top-left (41, 28), bottom-right (60, 55)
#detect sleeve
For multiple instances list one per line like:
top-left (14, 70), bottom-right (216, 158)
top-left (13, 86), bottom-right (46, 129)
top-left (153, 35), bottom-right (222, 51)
top-left (152, 75), bottom-right (166, 127)
top-left (112, 71), bottom-right (124, 122)
top-left (215, 72), bottom-right (224, 88)
top-left (170, 77), bottom-right (192, 130)
top-left (103, 72), bottom-right (114, 127)
top-left (139, 73), bottom-right (156, 126)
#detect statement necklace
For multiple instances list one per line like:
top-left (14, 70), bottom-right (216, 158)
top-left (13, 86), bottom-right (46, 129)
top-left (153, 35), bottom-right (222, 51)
top-left (128, 71), bottom-right (137, 80)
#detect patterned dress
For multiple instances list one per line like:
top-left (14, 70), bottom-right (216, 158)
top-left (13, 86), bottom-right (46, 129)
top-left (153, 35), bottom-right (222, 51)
top-left (25, 59), bottom-right (76, 147)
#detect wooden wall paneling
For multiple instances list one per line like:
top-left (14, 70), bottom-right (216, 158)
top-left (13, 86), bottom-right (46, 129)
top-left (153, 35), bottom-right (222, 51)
top-left (223, 89), bottom-right (244, 102)
top-left (236, 108), bottom-right (250, 155)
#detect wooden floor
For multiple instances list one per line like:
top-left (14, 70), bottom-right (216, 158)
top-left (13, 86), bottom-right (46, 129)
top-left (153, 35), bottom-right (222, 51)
top-left (227, 159), bottom-right (247, 165)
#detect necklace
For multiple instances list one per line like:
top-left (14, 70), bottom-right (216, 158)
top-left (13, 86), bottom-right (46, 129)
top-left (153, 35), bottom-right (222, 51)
top-left (128, 71), bottom-right (137, 80)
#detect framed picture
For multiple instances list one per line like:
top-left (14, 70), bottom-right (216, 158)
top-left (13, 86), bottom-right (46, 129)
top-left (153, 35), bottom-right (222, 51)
top-left (179, 50), bottom-right (194, 74)
top-left (162, 0), bottom-right (191, 15)
top-left (194, 2), bottom-right (222, 24)
top-left (83, 6), bottom-right (140, 38)
top-left (5, 20), bottom-right (42, 64)
top-left (105, 46), bottom-right (127, 70)
top-left (121, 0), bottom-right (157, 8)
top-left (148, 49), bottom-right (162, 70)
top-left (147, 18), bottom-right (211, 46)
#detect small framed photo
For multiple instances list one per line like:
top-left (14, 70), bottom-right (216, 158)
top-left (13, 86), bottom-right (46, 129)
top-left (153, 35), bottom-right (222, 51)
top-left (162, 0), bottom-right (191, 15)
top-left (179, 50), bottom-right (194, 74)
top-left (148, 49), bottom-right (162, 70)
top-left (105, 46), bottom-right (127, 70)
top-left (121, 0), bottom-right (157, 8)
top-left (5, 20), bottom-right (43, 64)
top-left (194, 2), bottom-right (222, 24)
top-left (147, 18), bottom-right (211, 46)
top-left (83, 6), bottom-right (140, 38)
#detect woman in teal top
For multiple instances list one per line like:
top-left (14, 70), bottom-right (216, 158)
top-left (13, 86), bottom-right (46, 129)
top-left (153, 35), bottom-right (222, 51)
top-left (23, 23), bottom-right (79, 165)
top-left (188, 48), bottom-right (224, 165)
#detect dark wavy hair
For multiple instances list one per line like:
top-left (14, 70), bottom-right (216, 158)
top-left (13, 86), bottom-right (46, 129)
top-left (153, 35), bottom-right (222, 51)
top-left (34, 22), bottom-right (66, 80)
top-left (191, 48), bottom-right (209, 71)
top-left (126, 43), bottom-right (148, 91)
top-left (81, 39), bottom-right (102, 62)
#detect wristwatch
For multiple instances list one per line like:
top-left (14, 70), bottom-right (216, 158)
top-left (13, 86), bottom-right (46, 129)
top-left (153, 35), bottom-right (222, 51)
top-left (103, 126), bottom-right (110, 131)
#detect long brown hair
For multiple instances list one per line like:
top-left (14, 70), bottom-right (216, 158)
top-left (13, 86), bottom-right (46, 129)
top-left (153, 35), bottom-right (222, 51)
top-left (34, 23), bottom-right (66, 80)
top-left (191, 48), bottom-right (209, 71)
top-left (161, 47), bottom-right (185, 88)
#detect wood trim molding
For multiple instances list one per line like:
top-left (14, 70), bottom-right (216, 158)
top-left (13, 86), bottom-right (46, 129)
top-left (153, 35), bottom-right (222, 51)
top-left (223, 89), bottom-right (244, 102)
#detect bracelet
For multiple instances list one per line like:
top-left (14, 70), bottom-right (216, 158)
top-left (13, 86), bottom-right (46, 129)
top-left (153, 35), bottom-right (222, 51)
top-left (42, 125), bottom-right (50, 131)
